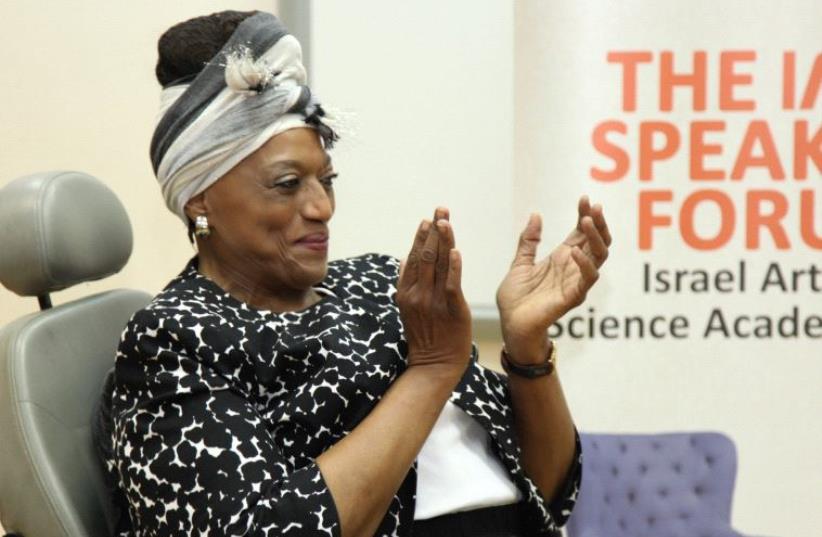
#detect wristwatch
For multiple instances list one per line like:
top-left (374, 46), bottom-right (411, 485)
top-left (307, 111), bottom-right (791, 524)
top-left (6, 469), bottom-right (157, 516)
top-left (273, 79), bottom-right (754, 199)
top-left (500, 342), bottom-right (556, 378)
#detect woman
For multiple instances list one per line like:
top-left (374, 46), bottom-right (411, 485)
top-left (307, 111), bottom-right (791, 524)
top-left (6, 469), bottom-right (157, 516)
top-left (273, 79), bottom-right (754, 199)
top-left (97, 10), bottom-right (611, 537)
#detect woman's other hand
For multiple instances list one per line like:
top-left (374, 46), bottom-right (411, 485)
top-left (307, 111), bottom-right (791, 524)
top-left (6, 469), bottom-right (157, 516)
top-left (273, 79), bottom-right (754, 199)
top-left (397, 208), bottom-right (472, 378)
top-left (496, 196), bottom-right (612, 363)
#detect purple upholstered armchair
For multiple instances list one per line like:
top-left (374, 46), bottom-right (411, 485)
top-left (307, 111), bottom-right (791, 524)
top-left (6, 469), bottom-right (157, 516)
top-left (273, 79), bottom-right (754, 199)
top-left (566, 432), bottom-right (770, 537)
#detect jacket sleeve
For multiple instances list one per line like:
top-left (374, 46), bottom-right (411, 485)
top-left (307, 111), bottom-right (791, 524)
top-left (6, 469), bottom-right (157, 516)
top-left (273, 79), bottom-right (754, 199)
top-left (110, 309), bottom-right (341, 536)
top-left (510, 412), bottom-right (583, 536)
top-left (544, 429), bottom-right (582, 525)
top-left (501, 425), bottom-right (582, 537)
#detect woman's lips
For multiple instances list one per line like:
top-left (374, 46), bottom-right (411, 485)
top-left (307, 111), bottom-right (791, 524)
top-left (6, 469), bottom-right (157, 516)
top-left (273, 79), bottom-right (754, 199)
top-left (295, 234), bottom-right (329, 252)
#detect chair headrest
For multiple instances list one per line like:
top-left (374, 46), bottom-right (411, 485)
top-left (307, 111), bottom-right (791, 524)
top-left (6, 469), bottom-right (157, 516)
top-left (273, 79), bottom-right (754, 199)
top-left (0, 171), bottom-right (132, 297)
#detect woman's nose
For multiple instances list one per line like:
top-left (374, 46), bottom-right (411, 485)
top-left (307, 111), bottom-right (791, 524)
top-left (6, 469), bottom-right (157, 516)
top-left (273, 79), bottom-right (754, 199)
top-left (301, 180), bottom-right (334, 221)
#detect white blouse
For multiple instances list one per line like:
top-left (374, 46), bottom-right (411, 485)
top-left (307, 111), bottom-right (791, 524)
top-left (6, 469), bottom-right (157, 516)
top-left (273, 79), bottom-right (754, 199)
top-left (414, 400), bottom-right (523, 520)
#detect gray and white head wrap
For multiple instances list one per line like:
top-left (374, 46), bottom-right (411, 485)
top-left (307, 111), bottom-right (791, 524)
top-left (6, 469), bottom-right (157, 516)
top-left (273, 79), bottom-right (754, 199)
top-left (150, 12), bottom-right (336, 223)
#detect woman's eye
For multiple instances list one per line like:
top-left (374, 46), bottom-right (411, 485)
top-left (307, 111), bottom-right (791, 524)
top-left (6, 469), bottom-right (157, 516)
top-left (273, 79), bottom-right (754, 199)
top-left (321, 173), bottom-right (338, 188)
top-left (273, 177), bottom-right (299, 190)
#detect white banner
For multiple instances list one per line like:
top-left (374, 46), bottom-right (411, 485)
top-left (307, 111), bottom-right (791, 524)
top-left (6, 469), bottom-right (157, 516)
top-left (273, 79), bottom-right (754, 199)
top-left (515, 1), bottom-right (821, 535)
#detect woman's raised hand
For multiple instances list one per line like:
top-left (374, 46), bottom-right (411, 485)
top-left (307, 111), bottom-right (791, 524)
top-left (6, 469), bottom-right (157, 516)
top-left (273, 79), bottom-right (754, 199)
top-left (397, 208), bottom-right (472, 377)
top-left (496, 196), bottom-right (612, 363)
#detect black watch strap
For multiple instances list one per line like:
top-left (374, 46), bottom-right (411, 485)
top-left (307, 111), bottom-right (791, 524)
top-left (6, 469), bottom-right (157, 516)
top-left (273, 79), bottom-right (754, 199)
top-left (500, 344), bottom-right (556, 378)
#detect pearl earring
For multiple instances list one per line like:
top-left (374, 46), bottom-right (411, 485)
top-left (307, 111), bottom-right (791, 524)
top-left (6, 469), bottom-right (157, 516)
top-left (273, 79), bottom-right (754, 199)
top-left (194, 215), bottom-right (211, 237)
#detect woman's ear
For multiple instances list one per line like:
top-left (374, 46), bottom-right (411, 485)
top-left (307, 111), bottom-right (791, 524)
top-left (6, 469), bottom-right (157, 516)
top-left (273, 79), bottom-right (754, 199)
top-left (184, 192), bottom-right (208, 222)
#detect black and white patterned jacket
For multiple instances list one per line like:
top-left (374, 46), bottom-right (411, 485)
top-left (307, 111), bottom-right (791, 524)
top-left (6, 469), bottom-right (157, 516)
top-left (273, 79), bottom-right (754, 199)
top-left (97, 253), bottom-right (581, 536)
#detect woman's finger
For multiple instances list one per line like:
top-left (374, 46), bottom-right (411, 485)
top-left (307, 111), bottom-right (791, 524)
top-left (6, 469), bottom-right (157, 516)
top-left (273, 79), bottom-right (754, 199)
top-left (571, 246), bottom-right (599, 290)
top-left (445, 248), bottom-right (464, 305)
top-left (435, 219), bottom-right (455, 293)
top-left (417, 216), bottom-right (440, 290)
top-left (591, 203), bottom-right (612, 247)
top-left (582, 216), bottom-right (608, 266)
top-left (402, 219), bottom-right (431, 289)
top-left (576, 195), bottom-right (591, 231)
top-left (511, 213), bottom-right (542, 268)
top-left (434, 206), bottom-right (450, 223)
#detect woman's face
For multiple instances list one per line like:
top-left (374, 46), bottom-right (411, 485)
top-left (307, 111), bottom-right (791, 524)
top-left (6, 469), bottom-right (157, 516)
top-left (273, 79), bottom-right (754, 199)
top-left (189, 127), bottom-right (336, 293)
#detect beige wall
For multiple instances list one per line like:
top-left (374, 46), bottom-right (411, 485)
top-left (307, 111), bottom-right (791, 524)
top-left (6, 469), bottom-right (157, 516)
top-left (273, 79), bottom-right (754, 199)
top-left (0, 1), bottom-right (279, 324)
top-left (311, 1), bottom-right (517, 308)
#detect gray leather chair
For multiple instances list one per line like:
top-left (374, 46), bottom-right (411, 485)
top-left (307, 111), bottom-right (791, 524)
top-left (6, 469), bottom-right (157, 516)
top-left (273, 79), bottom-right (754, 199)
top-left (0, 171), bottom-right (151, 537)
